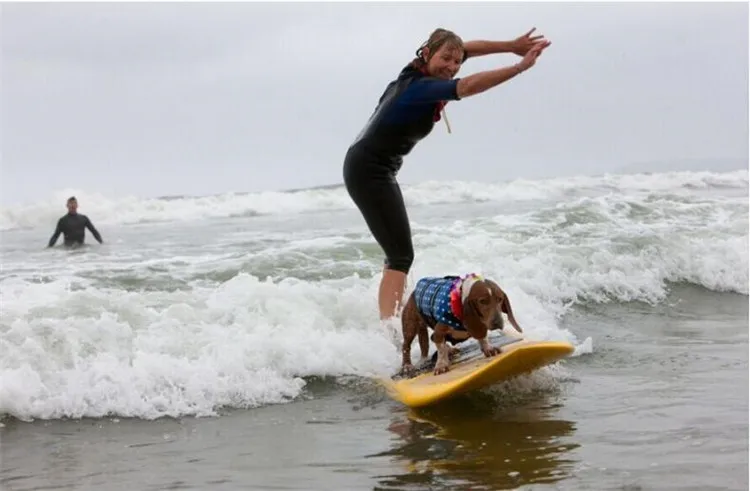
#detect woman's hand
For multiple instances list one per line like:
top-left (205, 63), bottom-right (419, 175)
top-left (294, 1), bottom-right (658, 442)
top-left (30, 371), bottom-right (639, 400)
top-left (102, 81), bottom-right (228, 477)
top-left (516, 40), bottom-right (551, 72)
top-left (511, 27), bottom-right (547, 56)
top-left (456, 39), bottom-right (550, 99)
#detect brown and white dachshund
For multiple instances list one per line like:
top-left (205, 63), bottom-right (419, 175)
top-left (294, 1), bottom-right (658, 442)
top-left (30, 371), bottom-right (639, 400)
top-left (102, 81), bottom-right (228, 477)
top-left (400, 273), bottom-right (523, 376)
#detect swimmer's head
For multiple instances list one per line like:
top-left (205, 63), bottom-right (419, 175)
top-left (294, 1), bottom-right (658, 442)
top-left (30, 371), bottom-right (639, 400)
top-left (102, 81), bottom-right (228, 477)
top-left (67, 196), bottom-right (78, 214)
top-left (412, 28), bottom-right (465, 80)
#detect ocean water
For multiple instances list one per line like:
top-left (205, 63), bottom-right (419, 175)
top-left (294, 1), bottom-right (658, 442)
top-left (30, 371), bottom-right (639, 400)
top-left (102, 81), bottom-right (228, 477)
top-left (1, 169), bottom-right (748, 490)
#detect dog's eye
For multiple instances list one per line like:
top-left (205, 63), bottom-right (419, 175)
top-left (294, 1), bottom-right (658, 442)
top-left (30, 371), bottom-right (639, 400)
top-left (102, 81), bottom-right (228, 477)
top-left (479, 298), bottom-right (489, 305)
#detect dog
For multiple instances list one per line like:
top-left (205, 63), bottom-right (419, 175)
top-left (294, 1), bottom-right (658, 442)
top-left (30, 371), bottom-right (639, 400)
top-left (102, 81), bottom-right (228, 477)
top-left (400, 273), bottom-right (523, 376)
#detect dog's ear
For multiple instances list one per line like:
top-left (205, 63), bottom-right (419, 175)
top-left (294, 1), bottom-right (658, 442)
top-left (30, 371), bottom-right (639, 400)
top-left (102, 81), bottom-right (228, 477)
top-left (462, 295), bottom-right (478, 319)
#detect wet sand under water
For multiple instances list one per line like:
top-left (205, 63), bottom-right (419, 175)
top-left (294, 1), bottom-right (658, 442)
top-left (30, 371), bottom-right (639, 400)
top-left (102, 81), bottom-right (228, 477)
top-left (2, 285), bottom-right (748, 491)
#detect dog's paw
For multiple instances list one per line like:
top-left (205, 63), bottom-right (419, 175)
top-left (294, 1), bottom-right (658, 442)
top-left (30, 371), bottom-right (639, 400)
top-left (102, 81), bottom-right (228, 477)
top-left (399, 364), bottom-right (416, 377)
top-left (433, 360), bottom-right (451, 375)
top-left (481, 345), bottom-right (501, 358)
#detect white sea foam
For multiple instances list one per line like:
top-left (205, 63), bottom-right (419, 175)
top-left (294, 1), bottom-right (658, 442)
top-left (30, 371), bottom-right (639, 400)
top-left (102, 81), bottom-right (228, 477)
top-left (1, 170), bottom-right (747, 421)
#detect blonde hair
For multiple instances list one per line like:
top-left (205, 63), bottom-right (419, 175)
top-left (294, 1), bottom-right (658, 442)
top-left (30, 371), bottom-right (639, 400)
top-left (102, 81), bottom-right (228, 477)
top-left (411, 28), bottom-right (465, 68)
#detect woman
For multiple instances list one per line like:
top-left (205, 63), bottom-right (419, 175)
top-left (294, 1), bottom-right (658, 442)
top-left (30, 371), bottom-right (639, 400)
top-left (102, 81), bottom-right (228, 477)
top-left (343, 27), bottom-right (551, 321)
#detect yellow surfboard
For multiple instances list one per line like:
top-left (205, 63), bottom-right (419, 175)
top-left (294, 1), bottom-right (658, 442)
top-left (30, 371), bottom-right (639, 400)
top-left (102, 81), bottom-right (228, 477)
top-left (381, 329), bottom-right (575, 408)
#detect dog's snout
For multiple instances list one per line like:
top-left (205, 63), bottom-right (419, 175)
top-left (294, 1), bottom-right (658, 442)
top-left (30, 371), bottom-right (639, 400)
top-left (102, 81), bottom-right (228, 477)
top-left (490, 311), bottom-right (505, 331)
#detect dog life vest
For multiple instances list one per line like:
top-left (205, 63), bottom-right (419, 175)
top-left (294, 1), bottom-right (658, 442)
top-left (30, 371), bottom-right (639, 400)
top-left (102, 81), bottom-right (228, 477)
top-left (413, 273), bottom-right (485, 330)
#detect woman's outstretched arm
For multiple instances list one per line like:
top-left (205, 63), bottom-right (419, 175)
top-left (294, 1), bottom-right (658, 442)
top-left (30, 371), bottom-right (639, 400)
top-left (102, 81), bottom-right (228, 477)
top-left (464, 28), bottom-right (546, 60)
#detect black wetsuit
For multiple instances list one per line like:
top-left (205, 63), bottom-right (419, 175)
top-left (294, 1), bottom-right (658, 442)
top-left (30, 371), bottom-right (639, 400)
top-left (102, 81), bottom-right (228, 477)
top-left (48, 212), bottom-right (103, 247)
top-left (343, 62), bottom-right (463, 274)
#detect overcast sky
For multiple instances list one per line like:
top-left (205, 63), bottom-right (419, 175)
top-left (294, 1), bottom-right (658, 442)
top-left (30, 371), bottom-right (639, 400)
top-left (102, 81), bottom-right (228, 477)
top-left (1, 2), bottom-right (748, 205)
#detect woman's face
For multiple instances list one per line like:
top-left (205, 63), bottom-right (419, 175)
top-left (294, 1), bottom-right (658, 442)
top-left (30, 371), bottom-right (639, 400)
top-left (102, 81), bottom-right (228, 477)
top-left (424, 43), bottom-right (464, 80)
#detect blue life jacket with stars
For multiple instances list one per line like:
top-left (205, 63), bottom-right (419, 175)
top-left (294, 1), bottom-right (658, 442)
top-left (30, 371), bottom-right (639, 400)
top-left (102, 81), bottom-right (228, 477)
top-left (413, 275), bottom-right (464, 331)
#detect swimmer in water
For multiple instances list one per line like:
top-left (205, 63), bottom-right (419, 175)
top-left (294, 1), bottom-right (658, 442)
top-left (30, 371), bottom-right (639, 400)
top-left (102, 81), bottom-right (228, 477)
top-left (47, 196), bottom-right (104, 248)
top-left (343, 27), bottom-right (550, 320)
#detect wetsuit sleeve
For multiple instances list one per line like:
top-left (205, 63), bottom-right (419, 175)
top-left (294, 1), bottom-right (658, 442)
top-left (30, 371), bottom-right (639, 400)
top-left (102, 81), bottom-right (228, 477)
top-left (84, 216), bottom-right (103, 243)
top-left (399, 77), bottom-right (461, 105)
top-left (48, 219), bottom-right (63, 247)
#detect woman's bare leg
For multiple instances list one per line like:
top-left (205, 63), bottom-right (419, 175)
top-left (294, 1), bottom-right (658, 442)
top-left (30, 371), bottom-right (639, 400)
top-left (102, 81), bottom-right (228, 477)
top-left (379, 267), bottom-right (407, 320)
